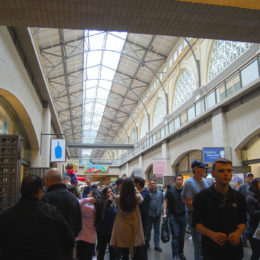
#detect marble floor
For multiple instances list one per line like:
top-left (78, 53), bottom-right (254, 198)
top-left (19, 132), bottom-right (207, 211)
top-left (102, 232), bottom-right (252, 260)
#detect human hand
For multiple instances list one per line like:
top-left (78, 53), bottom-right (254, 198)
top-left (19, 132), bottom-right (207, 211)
top-left (210, 232), bottom-right (227, 246)
top-left (227, 231), bottom-right (241, 246)
top-left (163, 214), bottom-right (167, 220)
top-left (87, 197), bottom-right (96, 204)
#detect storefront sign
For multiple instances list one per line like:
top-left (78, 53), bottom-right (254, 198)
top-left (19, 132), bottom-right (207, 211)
top-left (153, 160), bottom-right (166, 177)
top-left (50, 139), bottom-right (66, 162)
top-left (84, 165), bottom-right (109, 173)
top-left (203, 147), bottom-right (225, 163)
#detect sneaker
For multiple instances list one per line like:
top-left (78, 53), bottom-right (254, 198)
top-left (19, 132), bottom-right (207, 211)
top-left (154, 247), bottom-right (162, 252)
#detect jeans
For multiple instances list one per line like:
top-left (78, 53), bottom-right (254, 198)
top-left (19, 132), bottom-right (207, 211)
top-left (97, 233), bottom-right (118, 260)
top-left (76, 240), bottom-right (95, 260)
top-left (146, 215), bottom-right (161, 247)
top-left (168, 214), bottom-right (187, 257)
top-left (190, 224), bottom-right (203, 260)
top-left (117, 246), bottom-right (147, 260)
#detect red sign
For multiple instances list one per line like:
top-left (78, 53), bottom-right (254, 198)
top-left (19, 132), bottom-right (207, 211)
top-left (153, 160), bottom-right (166, 178)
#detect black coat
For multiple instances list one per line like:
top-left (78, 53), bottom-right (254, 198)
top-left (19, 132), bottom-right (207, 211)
top-left (42, 183), bottom-right (82, 237)
top-left (246, 192), bottom-right (260, 237)
top-left (0, 197), bottom-right (75, 260)
top-left (192, 185), bottom-right (247, 259)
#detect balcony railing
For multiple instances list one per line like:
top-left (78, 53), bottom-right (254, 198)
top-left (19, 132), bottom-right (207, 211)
top-left (116, 53), bottom-right (260, 166)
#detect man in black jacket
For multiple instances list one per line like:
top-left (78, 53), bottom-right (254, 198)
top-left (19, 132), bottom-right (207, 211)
top-left (42, 168), bottom-right (82, 260)
top-left (192, 158), bottom-right (247, 260)
top-left (163, 174), bottom-right (187, 260)
top-left (0, 175), bottom-right (75, 260)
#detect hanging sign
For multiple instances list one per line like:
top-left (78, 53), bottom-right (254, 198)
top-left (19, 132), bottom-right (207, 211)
top-left (203, 147), bottom-right (225, 163)
top-left (153, 160), bottom-right (166, 178)
top-left (50, 139), bottom-right (66, 162)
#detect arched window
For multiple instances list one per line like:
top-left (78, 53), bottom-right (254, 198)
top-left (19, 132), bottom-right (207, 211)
top-left (208, 40), bottom-right (252, 81)
top-left (153, 98), bottom-right (166, 128)
top-left (131, 127), bottom-right (137, 143)
top-left (173, 69), bottom-right (196, 111)
top-left (140, 115), bottom-right (148, 139)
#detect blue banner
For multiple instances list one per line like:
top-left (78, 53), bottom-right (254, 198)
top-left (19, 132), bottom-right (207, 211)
top-left (203, 147), bottom-right (225, 163)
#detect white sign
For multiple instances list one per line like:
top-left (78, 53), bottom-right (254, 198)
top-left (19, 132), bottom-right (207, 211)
top-left (153, 160), bottom-right (166, 176)
top-left (51, 139), bottom-right (66, 162)
top-left (134, 168), bottom-right (142, 177)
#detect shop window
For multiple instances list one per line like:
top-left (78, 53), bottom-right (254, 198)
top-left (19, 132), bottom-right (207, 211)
top-left (241, 60), bottom-right (259, 87)
top-left (216, 84), bottom-right (226, 103)
top-left (205, 91), bottom-right (216, 110)
top-left (187, 105), bottom-right (195, 121)
top-left (195, 99), bottom-right (205, 116)
top-left (226, 73), bottom-right (241, 97)
top-left (180, 111), bottom-right (187, 125)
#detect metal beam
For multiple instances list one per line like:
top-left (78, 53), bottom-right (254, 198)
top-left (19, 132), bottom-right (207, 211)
top-left (66, 143), bottom-right (134, 150)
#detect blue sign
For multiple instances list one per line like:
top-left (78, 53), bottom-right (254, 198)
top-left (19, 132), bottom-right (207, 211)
top-left (51, 139), bottom-right (66, 162)
top-left (203, 147), bottom-right (225, 163)
top-left (55, 142), bottom-right (62, 159)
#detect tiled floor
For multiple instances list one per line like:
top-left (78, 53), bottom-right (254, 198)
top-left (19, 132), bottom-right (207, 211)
top-left (102, 233), bottom-right (252, 259)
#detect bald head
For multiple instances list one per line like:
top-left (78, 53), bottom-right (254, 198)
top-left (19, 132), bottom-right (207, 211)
top-left (44, 168), bottom-right (63, 188)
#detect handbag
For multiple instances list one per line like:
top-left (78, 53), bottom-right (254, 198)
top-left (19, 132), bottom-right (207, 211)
top-left (161, 219), bottom-right (170, 243)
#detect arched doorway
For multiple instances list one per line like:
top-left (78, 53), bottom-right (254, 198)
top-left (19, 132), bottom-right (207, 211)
top-left (174, 150), bottom-right (202, 174)
top-left (145, 164), bottom-right (153, 180)
top-left (241, 135), bottom-right (260, 177)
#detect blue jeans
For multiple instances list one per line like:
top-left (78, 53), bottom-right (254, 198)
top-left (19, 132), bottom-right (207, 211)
top-left (146, 215), bottom-right (161, 247)
top-left (169, 214), bottom-right (187, 257)
top-left (190, 224), bottom-right (203, 260)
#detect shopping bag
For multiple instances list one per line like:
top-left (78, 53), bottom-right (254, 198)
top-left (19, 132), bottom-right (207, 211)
top-left (161, 219), bottom-right (170, 243)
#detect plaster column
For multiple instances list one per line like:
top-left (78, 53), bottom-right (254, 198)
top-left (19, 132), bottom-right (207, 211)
top-left (211, 109), bottom-right (227, 147)
top-left (126, 162), bottom-right (129, 176)
top-left (139, 154), bottom-right (145, 178)
top-left (211, 109), bottom-right (238, 164)
top-left (161, 141), bottom-right (171, 178)
top-left (40, 103), bottom-right (51, 167)
top-left (31, 149), bottom-right (41, 167)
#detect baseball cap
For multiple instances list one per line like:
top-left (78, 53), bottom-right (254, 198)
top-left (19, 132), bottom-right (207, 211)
top-left (246, 172), bottom-right (254, 177)
top-left (191, 160), bottom-right (208, 169)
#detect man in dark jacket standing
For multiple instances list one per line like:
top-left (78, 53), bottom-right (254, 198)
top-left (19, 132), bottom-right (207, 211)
top-left (146, 179), bottom-right (164, 251)
top-left (42, 168), bottom-right (82, 260)
top-left (0, 175), bottom-right (75, 260)
top-left (192, 158), bottom-right (247, 260)
top-left (163, 174), bottom-right (187, 260)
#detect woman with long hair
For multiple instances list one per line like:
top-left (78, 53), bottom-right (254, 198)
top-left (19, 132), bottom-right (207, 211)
top-left (110, 178), bottom-right (146, 260)
top-left (76, 189), bottom-right (104, 260)
top-left (246, 178), bottom-right (260, 260)
top-left (97, 186), bottom-right (118, 260)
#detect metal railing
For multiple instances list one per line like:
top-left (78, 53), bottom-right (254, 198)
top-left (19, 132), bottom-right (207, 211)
top-left (117, 54), bottom-right (260, 165)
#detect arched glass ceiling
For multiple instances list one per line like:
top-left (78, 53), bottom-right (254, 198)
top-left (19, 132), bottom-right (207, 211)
top-left (32, 28), bottom-right (178, 158)
top-left (82, 31), bottom-right (127, 156)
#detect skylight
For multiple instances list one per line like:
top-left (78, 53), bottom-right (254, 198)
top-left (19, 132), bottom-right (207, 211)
top-left (82, 30), bottom-right (127, 156)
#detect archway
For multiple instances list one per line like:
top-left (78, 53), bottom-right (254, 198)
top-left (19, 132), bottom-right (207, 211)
top-left (0, 89), bottom-right (39, 149)
top-left (173, 149), bottom-right (203, 174)
top-left (235, 127), bottom-right (260, 177)
top-left (145, 164), bottom-right (153, 180)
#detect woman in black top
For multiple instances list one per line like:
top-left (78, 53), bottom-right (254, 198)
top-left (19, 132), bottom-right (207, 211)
top-left (246, 178), bottom-right (260, 260)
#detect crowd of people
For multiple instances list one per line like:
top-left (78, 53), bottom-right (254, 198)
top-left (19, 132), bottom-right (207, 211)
top-left (0, 159), bottom-right (259, 260)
